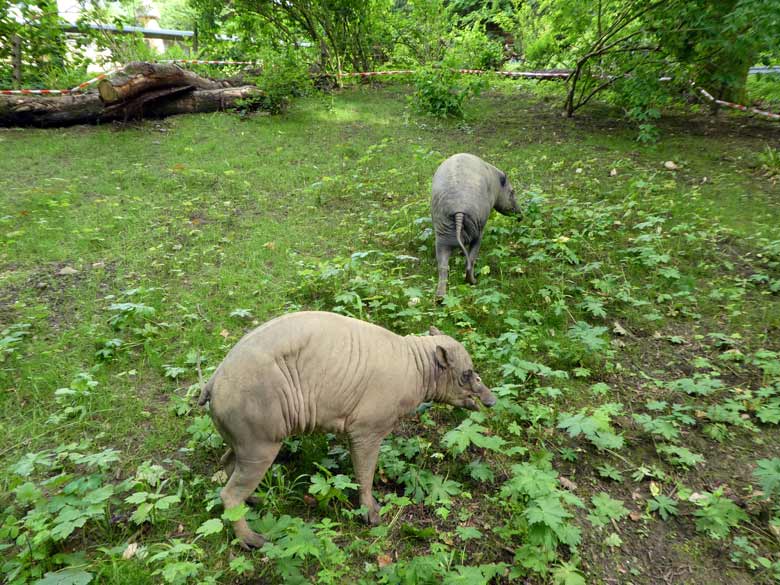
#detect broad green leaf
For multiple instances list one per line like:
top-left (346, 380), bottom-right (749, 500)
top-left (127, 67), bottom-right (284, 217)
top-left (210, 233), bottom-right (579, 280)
top-left (754, 458), bottom-right (780, 497)
top-left (222, 503), bottom-right (249, 522)
top-left (34, 569), bottom-right (93, 585)
top-left (196, 518), bottom-right (224, 537)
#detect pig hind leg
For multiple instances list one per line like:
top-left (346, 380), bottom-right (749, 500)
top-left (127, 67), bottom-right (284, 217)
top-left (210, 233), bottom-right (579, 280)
top-left (435, 241), bottom-right (453, 299)
top-left (465, 235), bottom-right (483, 285)
top-left (220, 441), bottom-right (281, 549)
top-left (221, 449), bottom-right (262, 506)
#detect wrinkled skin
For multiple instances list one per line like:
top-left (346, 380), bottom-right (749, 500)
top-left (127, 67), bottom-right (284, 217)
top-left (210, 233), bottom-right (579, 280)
top-left (431, 153), bottom-right (522, 298)
top-left (198, 312), bottom-right (496, 549)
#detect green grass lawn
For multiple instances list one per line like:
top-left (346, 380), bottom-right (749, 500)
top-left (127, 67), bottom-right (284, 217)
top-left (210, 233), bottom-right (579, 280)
top-left (1, 82), bottom-right (780, 585)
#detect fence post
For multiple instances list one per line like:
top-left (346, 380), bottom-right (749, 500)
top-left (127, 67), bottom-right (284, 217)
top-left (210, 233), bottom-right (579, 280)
top-left (193, 22), bottom-right (198, 55)
top-left (12, 34), bottom-right (22, 87)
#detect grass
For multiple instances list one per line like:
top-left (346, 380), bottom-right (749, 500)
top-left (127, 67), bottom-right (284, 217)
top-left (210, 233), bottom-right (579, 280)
top-left (1, 81), bottom-right (780, 585)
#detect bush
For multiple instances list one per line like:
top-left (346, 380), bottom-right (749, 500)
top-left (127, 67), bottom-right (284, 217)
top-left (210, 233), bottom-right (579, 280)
top-left (445, 25), bottom-right (504, 70)
top-left (412, 65), bottom-right (486, 119)
top-left (246, 51), bottom-right (313, 114)
top-left (747, 74), bottom-right (780, 108)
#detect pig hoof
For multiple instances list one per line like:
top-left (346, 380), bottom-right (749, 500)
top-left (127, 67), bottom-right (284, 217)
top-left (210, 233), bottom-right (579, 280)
top-left (363, 498), bottom-right (382, 525)
top-left (366, 508), bottom-right (381, 525)
top-left (238, 530), bottom-right (266, 550)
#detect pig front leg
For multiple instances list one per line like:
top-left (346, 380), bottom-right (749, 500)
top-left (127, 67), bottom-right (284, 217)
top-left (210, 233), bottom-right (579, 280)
top-left (435, 241), bottom-right (453, 299)
top-left (348, 431), bottom-right (385, 525)
top-left (465, 235), bottom-right (483, 285)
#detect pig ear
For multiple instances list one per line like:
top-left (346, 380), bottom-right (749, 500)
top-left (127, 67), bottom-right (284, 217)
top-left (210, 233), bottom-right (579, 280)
top-left (434, 345), bottom-right (450, 369)
top-left (429, 325), bottom-right (443, 336)
top-left (499, 173), bottom-right (507, 187)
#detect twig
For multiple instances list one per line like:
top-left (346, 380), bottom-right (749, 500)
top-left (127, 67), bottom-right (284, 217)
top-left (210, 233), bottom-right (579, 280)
top-left (196, 349), bottom-right (205, 391)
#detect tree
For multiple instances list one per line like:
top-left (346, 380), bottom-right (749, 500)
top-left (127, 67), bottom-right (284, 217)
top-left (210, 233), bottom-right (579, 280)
top-left (0, 0), bottom-right (68, 86)
top-left (190, 0), bottom-right (393, 72)
top-left (518, 0), bottom-right (780, 117)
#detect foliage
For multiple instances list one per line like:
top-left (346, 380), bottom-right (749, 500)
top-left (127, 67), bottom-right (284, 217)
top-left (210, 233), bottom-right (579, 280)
top-left (558, 404), bottom-right (624, 450)
top-left (692, 489), bottom-right (749, 539)
top-left (0, 0), bottom-right (139, 88)
top-left (497, 459), bottom-right (584, 575)
top-left (2, 85), bottom-right (780, 584)
top-left (190, 0), bottom-right (390, 72)
top-left (647, 495), bottom-right (678, 521)
top-left (2, 442), bottom-right (126, 584)
top-left (753, 458), bottom-right (780, 498)
top-left (587, 493), bottom-right (628, 528)
top-left (516, 0), bottom-right (780, 126)
top-left (0, 323), bottom-right (30, 362)
top-left (244, 50), bottom-right (314, 114)
top-left (0, 0), bottom-right (69, 87)
top-left (411, 65), bottom-right (486, 118)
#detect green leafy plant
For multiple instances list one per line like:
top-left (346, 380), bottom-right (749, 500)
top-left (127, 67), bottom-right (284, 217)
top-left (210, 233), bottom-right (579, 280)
top-left (308, 469), bottom-right (359, 511)
top-left (754, 458), bottom-right (780, 498)
top-left (442, 416), bottom-right (507, 455)
top-left (656, 445), bottom-right (704, 469)
top-left (412, 65), bottom-right (485, 118)
top-left (558, 404), bottom-right (625, 450)
top-left (647, 495), bottom-right (678, 520)
top-left (0, 323), bottom-right (30, 361)
top-left (692, 489), bottom-right (748, 539)
top-left (245, 50), bottom-right (313, 114)
top-left (587, 493), bottom-right (629, 528)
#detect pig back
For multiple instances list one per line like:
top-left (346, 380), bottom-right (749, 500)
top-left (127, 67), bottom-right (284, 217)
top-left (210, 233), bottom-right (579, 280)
top-left (210, 312), bottom-right (414, 436)
top-left (431, 154), bottom-right (499, 243)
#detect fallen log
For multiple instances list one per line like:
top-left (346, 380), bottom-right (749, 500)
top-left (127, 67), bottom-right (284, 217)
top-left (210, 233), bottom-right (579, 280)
top-left (0, 85), bottom-right (264, 127)
top-left (97, 61), bottom-right (230, 104)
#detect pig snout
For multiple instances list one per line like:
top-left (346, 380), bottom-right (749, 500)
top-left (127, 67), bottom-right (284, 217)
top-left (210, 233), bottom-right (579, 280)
top-left (478, 385), bottom-right (497, 407)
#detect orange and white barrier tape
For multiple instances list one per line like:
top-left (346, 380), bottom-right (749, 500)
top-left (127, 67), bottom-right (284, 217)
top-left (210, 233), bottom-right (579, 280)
top-left (0, 61), bottom-right (253, 96)
top-left (4, 63), bottom-right (777, 121)
top-left (338, 70), bottom-right (413, 77)
top-left (0, 67), bottom-right (121, 96)
top-left (336, 68), bottom-right (570, 79)
top-left (1, 88), bottom-right (71, 95)
top-left (156, 59), bottom-right (261, 66)
top-left (696, 86), bottom-right (780, 121)
top-left (2, 64), bottom-right (564, 95)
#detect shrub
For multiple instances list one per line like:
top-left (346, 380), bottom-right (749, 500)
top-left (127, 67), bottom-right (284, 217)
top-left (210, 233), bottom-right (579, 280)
top-left (246, 51), bottom-right (313, 114)
top-left (445, 25), bottom-right (504, 70)
top-left (411, 65), bottom-right (485, 118)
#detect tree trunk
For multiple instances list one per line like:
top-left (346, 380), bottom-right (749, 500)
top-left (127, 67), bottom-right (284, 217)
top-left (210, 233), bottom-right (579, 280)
top-left (97, 61), bottom-right (229, 104)
top-left (0, 86), bottom-right (264, 128)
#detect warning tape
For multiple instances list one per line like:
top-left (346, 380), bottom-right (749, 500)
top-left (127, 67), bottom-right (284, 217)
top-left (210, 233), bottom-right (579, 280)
top-left (0, 67), bottom-right (121, 96)
top-left (0, 60), bottom-right (254, 96)
top-left (156, 59), bottom-right (261, 66)
top-left (696, 86), bottom-right (780, 121)
top-left (336, 68), bottom-right (570, 79)
top-left (3, 62), bottom-right (778, 121)
top-left (1, 64), bottom-right (567, 95)
top-left (1, 88), bottom-right (71, 95)
top-left (338, 70), bottom-right (413, 77)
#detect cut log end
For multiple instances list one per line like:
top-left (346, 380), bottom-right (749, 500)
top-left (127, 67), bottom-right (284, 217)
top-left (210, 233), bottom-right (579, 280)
top-left (98, 79), bottom-right (119, 104)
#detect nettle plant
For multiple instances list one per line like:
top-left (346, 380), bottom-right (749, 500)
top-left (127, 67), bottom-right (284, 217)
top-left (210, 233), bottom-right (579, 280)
top-left (496, 456), bottom-right (585, 579)
top-left (96, 287), bottom-right (165, 362)
top-left (0, 322), bottom-right (31, 362)
top-left (1, 441), bottom-right (200, 585)
top-left (1, 441), bottom-right (126, 584)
